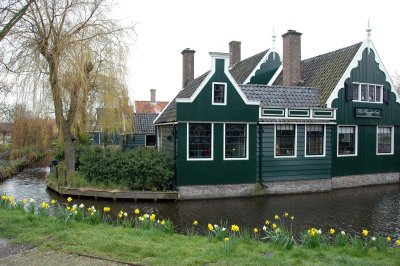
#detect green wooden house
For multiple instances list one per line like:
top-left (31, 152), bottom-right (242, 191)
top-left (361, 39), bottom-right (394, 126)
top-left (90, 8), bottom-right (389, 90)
top-left (155, 29), bottom-right (400, 199)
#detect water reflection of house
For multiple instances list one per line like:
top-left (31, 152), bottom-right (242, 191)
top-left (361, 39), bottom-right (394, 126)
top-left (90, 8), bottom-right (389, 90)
top-left (155, 28), bottom-right (400, 199)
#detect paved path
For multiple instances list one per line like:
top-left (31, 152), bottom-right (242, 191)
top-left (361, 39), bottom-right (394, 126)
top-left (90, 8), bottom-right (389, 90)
top-left (0, 238), bottom-right (138, 266)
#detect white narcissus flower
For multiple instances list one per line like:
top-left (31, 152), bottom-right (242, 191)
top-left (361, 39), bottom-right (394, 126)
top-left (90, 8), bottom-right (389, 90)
top-left (341, 231), bottom-right (346, 236)
top-left (222, 227), bottom-right (226, 231)
top-left (263, 226), bottom-right (267, 231)
top-left (371, 237), bottom-right (376, 241)
top-left (317, 229), bottom-right (322, 235)
top-left (79, 203), bottom-right (84, 209)
top-left (72, 204), bottom-right (77, 209)
top-left (144, 214), bottom-right (150, 218)
top-left (124, 212), bottom-right (128, 217)
top-left (30, 198), bottom-right (36, 203)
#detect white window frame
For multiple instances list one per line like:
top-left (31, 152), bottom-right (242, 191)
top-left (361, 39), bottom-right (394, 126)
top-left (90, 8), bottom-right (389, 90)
top-left (376, 126), bottom-right (394, 155)
top-left (304, 124), bottom-right (326, 157)
top-left (274, 124), bottom-right (297, 158)
top-left (352, 82), bottom-right (383, 104)
top-left (212, 82), bottom-right (227, 105)
top-left (145, 134), bottom-right (156, 147)
top-left (223, 123), bottom-right (249, 160)
top-left (187, 122), bottom-right (214, 161)
top-left (337, 125), bottom-right (358, 157)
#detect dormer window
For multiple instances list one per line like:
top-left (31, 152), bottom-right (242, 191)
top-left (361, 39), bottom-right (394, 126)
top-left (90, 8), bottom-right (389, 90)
top-left (352, 82), bottom-right (383, 103)
top-left (212, 82), bottom-right (227, 105)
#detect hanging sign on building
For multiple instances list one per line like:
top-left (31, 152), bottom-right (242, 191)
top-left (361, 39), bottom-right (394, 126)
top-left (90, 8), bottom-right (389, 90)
top-left (354, 107), bottom-right (381, 118)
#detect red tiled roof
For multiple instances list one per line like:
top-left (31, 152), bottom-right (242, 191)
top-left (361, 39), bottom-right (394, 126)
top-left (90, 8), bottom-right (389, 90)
top-left (135, 101), bottom-right (168, 114)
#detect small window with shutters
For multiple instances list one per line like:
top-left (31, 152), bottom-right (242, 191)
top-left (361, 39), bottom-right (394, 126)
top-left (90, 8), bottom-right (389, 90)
top-left (352, 83), bottom-right (384, 103)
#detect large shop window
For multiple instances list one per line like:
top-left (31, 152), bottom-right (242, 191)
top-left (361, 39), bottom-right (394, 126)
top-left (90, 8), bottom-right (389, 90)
top-left (275, 124), bottom-right (296, 157)
top-left (212, 83), bottom-right (226, 105)
top-left (377, 126), bottom-right (393, 155)
top-left (353, 83), bottom-right (383, 103)
top-left (188, 123), bottom-right (212, 159)
top-left (225, 124), bottom-right (247, 159)
top-left (306, 125), bottom-right (325, 156)
top-left (338, 126), bottom-right (357, 156)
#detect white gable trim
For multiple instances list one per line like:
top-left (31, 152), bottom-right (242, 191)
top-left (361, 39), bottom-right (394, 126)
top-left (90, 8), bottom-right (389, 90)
top-left (268, 65), bottom-right (283, 86)
top-left (243, 49), bottom-right (282, 84)
top-left (326, 40), bottom-right (400, 108)
top-left (176, 52), bottom-right (259, 106)
top-left (153, 98), bottom-right (174, 124)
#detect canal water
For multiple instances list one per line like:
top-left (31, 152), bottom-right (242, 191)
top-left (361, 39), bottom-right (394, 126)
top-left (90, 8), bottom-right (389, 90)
top-left (1, 166), bottom-right (399, 238)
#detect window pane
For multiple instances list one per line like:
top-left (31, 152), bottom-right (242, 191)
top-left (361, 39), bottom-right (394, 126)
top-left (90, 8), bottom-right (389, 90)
top-left (376, 86), bottom-right (382, 102)
top-left (189, 123), bottom-right (212, 158)
top-left (338, 126), bottom-right (355, 155)
top-left (361, 84), bottom-right (368, 101)
top-left (377, 127), bottom-right (392, 154)
top-left (368, 85), bottom-right (375, 102)
top-left (276, 124), bottom-right (295, 156)
top-left (213, 84), bottom-right (225, 103)
top-left (306, 125), bottom-right (324, 155)
top-left (146, 135), bottom-right (156, 146)
top-left (225, 124), bottom-right (246, 158)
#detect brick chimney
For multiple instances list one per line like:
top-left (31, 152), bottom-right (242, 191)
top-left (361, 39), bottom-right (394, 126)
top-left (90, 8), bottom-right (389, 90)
top-left (150, 89), bottom-right (156, 104)
top-left (282, 30), bottom-right (302, 86)
top-left (181, 48), bottom-right (195, 88)
top-left (229, 41), bottom-right (241, 68)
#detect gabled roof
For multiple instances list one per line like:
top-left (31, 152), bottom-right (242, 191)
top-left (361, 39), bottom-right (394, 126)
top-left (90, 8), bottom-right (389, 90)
top-left (133, 113), bottom-right (158, 134)
top-left (134, 101), bottom-right (168, 114)
top-left (240, 84), bottom-right (320, 108)
top-left (273, 43), bottom-right (362, 106)
top-left (155, 51), bottom-right (269, 124)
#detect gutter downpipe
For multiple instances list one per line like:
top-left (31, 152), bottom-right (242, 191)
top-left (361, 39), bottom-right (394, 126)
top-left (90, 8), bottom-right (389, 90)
top-left (257, 124), bottom-right (268, 188)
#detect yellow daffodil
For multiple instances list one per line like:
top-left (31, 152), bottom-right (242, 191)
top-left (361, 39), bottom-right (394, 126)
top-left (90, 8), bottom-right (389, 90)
top-left (139, 216), bottom-right (144, 221)
top-left (193, 220), bottom-right (198, 226)
top-left (161, 220), bottom-right (166, 225)
top-left (308, 228), bottom-right (318, 237)
top-left (284, 212), bottom-right (289, 217)
top-left (8, 196), bottom-right (14, 201)
top-left (103, 207), bottom-right (111, 212)
top-left (74, 210), bottom-right (78, 215)
top-left (231, 224), bottom-right (240, 232)
top-left (118, 213), bottom-right (123, 219)
top-left (87, 207), bottom-right (92, 212)
top-left (224, 237), bottom-right (230, 242)
top-left (272, 223), bottom-right (277, 229)
top-left (41, 202), bottom-right (49, 209)
top-left (265, 220), bottom-right (270, 225)
top-left (387, 236), bottom-right (391, 242)
top-left (150, 214), bottom-right (156, 221)
top-left (253, 228), bottom-right (258, 234)
top-left (1, 195), bottom-right (6, 200)
top-left (11, 201), bottom-right (16, 206)
top-left (50, 199), bottom-right (56, 205)
top-left (66, 206), bottom-right (70, 211)
top-left (396, 239), bottom-right (400, 246)
top-left (274, 215), bottom-right (279, 220)
top-left (22, 198), bottom-right (27, 204)
top-left (330, 228), bottom-right (335, 235)
top-left (362, 229), bottom-right (369, 237)
top-left (134, 208), bottom-right (140, 215)
top-left (208, 223), bottom-right (214, 231)
top-left (67, 197), bottom-right (72, 203)
top-left (91, 212), bottom-right (95, 216)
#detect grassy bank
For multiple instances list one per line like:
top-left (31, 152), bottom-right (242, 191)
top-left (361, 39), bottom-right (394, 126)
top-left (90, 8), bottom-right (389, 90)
top-left (0, 208), bottom-right (399, 265)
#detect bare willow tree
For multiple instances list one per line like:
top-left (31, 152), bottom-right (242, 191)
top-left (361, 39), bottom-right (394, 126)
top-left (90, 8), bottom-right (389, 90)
top-left (1, 0), bottom-right (134, 172)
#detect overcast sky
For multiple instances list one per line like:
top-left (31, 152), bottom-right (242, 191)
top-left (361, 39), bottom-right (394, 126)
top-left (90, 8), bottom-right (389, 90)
top-left (116, 0), bottom-right (399, 102)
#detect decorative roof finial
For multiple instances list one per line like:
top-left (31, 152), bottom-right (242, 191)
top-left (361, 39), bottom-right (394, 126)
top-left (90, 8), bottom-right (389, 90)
top-left (272, 26), bottom-right (277, 59)
top-left (366, 18), bottom-right (372, 53)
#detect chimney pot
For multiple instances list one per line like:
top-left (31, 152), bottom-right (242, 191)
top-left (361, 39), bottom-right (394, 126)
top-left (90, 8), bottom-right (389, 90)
top-left (282, 30), bottom-right (302, 86)
top-left (150, 89), bottom-right (156, 104)
top-left (229, 41), bottom-right (241, 68)
top-left (181, 48), bottom-right (196, 88)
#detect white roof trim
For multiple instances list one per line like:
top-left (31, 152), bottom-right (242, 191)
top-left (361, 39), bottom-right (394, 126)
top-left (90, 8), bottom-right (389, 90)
top-left (176, 52), bottom-right (259, 106)
top-left (326, 40), bottom-right (400, 108)
top-left (243, 49), bottom-right (282, 84)
top-left (268, 64), bottom-right (283, 86)
top-left (153, 97), bottom-right (174, 124)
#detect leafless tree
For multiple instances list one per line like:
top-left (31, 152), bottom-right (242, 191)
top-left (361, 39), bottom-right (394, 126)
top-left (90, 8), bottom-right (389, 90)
top-left (1, 0), bottom-right (134, 171)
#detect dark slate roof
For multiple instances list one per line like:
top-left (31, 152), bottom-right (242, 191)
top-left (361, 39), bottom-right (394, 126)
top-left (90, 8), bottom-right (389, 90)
top-left (229, 50), bottom-right (268, 84)
top-left (133, 113), bottom-right (158, 134)
top-left (240, 84), bottom-right (320, 108)
top-left (273, 43), bottom-right (362, 106)
top-left (155, 51), bottom-right (269, 124)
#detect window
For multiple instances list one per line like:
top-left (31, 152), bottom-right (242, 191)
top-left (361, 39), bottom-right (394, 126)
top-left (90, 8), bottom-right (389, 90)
top-left (188, 123), bottom-right (212, 159)
top-left (353, 83), bottom-right (383, 103)
top-left (212, 83), bottom-right (226, 105)
top-left (306, 125), bottom-right (325, 156)
top-left (275, 124), bottom-right (296, 157)
top-left (145, 135), bottom-right (156, 146)
top-left (377, 126), bottom-right (393, 155)
top-left (225, 124), bottom-right (247, 159)
top-left (338, 126), bottom-right (357, 156)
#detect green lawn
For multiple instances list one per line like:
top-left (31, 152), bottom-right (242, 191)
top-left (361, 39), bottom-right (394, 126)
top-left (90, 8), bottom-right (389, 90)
top-left (0, 208), bottom-right (399, 265)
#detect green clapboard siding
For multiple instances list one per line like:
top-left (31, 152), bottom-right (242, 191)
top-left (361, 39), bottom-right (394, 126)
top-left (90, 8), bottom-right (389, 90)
top-left (176, 57), bottom-right (258, 185)
top-left (249, 52), bottom-right (281, 85)
top-left (331, 48), bottom-right (400, 176)
top-left (124, 134), bottom-right (146, 148)
top-left (257, 124), bottom-right (332, 182)
top-left (176, 123), bottom-right (257, 185)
